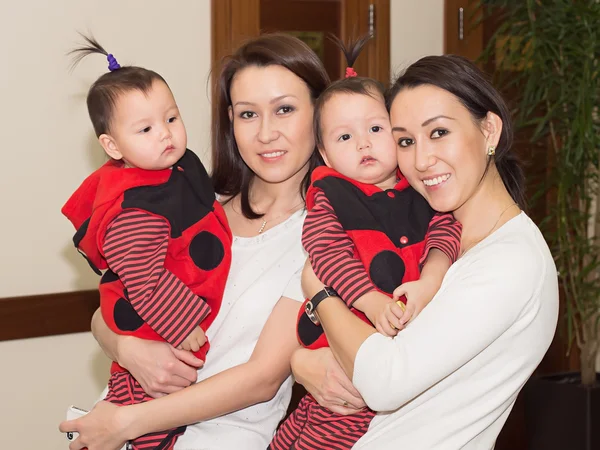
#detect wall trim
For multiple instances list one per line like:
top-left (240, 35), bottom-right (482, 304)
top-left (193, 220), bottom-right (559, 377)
top-left (0, 290), bottom-right (99, 341)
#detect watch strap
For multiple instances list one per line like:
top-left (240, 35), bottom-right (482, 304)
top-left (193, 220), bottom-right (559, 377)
top-left (305, 286), bottom-right (339, 325)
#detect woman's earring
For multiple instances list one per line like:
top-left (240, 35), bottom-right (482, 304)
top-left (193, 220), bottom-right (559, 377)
top-left (487, 145), bottom-right (496, 156)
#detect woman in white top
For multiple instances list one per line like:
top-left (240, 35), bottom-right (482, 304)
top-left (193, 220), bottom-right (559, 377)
top-left (59, 34), bottom-right (358, 450)
top-left (298, 55), bottom-right (559, 449)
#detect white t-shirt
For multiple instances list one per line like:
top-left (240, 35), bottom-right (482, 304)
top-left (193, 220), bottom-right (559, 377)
top-left (352, 212), bottom-right (559, 450)
top-left (174, 209), bottom-right (307, 450)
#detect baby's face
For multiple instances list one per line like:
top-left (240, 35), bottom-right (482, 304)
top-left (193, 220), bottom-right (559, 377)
top-left (103, 80), bottom-right (187, 170)
top-left (319, 92), bottom-right (398, 188)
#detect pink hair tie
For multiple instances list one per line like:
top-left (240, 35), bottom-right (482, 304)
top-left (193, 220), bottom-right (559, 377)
top-left (345, 67), bottom-right (357, 78)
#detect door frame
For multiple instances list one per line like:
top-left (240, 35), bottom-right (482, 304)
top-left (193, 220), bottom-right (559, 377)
top-left (211, 0), bottom-right (390, 84)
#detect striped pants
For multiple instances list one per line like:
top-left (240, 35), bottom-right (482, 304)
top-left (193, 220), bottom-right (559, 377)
top-left (269, 394), bottom-right (375, 450)
top-left (105, 371), bottom-right (186, 450)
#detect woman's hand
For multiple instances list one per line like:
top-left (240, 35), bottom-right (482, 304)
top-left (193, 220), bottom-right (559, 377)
top-left (59, 401), bottom-right (129, 450)
top-left (291, 347), bottom-right (367, 415)
top-left (118, 337), bottom-right (204, 398)
top-left (92, 309), bottom-right (202, 397)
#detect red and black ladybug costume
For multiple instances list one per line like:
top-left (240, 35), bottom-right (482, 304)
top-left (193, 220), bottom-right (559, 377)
top-left (270, 166), bottom-right (461, 450)
top-left (63, 149), bottom-right (232, 450)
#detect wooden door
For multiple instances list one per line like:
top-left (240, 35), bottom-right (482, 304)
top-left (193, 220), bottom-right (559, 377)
top-left (211, 0), bottom-right (390, 85)
top-left (444, 0), bottom-right (483, 61)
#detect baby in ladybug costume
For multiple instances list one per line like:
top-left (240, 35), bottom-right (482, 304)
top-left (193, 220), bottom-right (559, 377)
top-left (270, 37), bottom-right (461, 450)
top-left (62, 37), bottom-right (231, 450)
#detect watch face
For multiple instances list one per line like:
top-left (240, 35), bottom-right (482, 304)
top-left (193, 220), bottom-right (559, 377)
top-left (305, 301), bottom-right (319, 325)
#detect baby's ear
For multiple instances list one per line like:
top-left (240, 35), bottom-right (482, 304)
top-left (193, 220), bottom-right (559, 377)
top-left (98, 134), bottom-right (123, 161)
top-left (318, 147), bottom-right (332, 167)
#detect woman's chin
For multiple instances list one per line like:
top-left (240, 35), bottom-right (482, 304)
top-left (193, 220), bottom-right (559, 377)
top-left (255, 169), bottom-right (298, 185)
top-left (254, 162), bottom-right (310, 185)
top-left (425, 194), bottom-right (457, 214)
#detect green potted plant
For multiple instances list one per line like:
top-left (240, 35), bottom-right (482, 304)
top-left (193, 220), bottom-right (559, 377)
top-left (480, 1), bottom-right (600, 449)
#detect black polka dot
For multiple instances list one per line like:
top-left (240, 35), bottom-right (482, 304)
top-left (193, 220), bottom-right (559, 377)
top-left (100, 269), bottom-right (119, 284)
top-left (189, 232), bottom-right (225, 271)
top-left (369, 251), bottom-right (405, 294)
top-left (113, 298), bottom-right (144, 331)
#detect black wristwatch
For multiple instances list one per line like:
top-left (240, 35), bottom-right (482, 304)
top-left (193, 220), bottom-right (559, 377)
top-left (305, 286), bottom-right (339, 325)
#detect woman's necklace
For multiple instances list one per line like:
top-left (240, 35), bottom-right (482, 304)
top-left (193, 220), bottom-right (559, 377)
top-left (257, 201), bottom-right (305, 234)
top-left (459, 203), bottom-right (519, 257)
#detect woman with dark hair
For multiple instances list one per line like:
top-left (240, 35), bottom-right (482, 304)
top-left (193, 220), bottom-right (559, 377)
top-left (60, 34), bottom-right (362, 450)
top-left (296, 55), bottom-right (559, 449)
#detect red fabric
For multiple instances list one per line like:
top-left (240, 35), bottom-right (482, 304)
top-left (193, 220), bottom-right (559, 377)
top-left (270, 394), bottom-right (374, 449)
top-left (298, 166), bottom-right (458, 350)
top-left (105, 371), bottom-right (186, 449)
top-left (305, 167), bottom-right (409, 211)
top-left (103, 210), bottom-right (212, 348)
top-left (62, 155), bottom-right (232, 369)
top-left (302, 190), bottom-right (375, 307)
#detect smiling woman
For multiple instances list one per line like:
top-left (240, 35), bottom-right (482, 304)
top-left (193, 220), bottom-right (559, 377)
top-left (393, 90), bottom-right (502, 215)
top-left (388, 55), bottom-right (524, 216)
top-left (299, 54), bottom-right (559, 449)
top-left (228, 65), bottom-right (317, 196)
top-left (211, 35), bottom-right (327, 223)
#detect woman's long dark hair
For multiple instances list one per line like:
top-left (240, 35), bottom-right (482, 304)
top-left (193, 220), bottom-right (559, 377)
top-left (387, 55), bottom-right (526, 209)
top-left (212, 34), bottom-right (330, 219)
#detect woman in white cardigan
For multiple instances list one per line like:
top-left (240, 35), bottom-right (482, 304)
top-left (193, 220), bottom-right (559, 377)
top-left (297, 55), bottom-right (559, 449)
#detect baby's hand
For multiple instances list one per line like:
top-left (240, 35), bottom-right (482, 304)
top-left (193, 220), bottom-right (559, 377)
top-left (354, 291), bottom-right (409, 337)
top-left (357, 292), bottom-right (406, 337)
top-left (178, 326), bottom-right (207, 352)
top-left (371, 300), bottom-right (408, 337)
top-left (393, 279), bottom-right (438, 326)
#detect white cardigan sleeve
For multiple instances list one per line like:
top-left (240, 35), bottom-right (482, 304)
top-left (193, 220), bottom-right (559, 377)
top-left (352, 241), bottom-right (544, 412)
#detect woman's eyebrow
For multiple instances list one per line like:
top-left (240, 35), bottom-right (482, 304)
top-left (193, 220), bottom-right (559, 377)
top-left (233, 94), bottom-right (297, 108)
top-left (269, 94), bottom-right (297, 104)
top-left (233, 100), bottom-right (255, 107)
top-left (421, 115), bottom-right (455, 127)
top-left (392, 115), bottom-right (456, 132)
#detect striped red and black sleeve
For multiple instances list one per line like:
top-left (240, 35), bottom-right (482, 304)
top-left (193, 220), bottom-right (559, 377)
top-left (419, 212), bottom-right (462, 266)
top-left (302, 190), bottom-right (375, 306)
top-left (102, 209), bottom-right (211, 347)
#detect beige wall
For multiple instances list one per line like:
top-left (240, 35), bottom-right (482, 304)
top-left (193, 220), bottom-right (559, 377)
top-left (0, 333), bottom-right (111, 450)
top-left (390, 0), bottom-right (445, 78)
top-left (0, 0), bottom-right (212, 299)
top-left (0, 1), bottom-right (210, 448)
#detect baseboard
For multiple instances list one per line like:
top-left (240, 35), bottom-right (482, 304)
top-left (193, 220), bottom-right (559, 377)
top-left (0, 290), bottom-right (99, 341)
